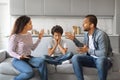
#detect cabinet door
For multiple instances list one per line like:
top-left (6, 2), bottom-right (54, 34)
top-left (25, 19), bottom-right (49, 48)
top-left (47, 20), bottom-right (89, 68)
top-left (71, 0), bottom-right (89, 16)
top-left (89, 0), bottom-right (115, 16)
top-left (10, 0), bottom-right (25, 15)
top-left (44, 0), bottom-right (70, 15)
top-left (25, 0), bottom-right (43, 15)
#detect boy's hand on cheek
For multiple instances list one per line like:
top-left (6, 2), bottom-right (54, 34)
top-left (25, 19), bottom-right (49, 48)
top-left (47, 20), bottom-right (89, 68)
top-left (57, 39), bottom-right (61, 44)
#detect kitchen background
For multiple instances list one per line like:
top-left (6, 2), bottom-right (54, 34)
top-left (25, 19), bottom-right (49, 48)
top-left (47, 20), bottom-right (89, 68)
top-left (11, 16), bottom-right (113, 35)
top-left (0, 0), bottom-right (120, 53)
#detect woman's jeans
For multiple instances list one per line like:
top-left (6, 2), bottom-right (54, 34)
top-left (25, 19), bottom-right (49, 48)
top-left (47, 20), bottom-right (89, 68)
top-left (71, 54), bottom-right (112, 80)
top-left (44, 52), bottom-right (73, 65)
top-left (12, 57), bottom-right (48, 80)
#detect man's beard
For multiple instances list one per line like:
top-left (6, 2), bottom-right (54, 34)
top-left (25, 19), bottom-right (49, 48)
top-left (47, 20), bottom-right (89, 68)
top-left (84, 28), bottom-right (89, 31)
top-left (83, 27), bottom-right (90, 31)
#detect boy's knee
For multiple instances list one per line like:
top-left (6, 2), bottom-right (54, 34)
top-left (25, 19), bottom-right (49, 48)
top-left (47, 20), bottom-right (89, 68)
top-left (67, 52), bottom-right (73, 58)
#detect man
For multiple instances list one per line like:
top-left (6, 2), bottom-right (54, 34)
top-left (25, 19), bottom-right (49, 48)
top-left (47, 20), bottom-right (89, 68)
top-left (65, 14), bottom-right (113, 80)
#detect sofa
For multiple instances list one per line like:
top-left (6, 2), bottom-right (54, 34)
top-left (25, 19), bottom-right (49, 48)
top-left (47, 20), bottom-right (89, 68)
top-left (0, 37), bottom-right (120, 80)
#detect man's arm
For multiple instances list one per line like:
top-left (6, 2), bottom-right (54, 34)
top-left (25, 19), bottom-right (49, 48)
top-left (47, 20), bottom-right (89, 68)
top-left (73, 38), bottom-right (84, 47)
top-left (65, 32), bottom-right (84, 47)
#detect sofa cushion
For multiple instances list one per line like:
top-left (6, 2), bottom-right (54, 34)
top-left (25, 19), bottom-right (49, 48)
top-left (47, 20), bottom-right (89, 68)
top-left (0, 50), bottom-right (7, 63)
top-left (0, 58), bottom-right (19, 75)
top-left (47, 64), bottom-right (56, 73)
top-left (56, 63), bottom-right (98, 74)
top-left (111, 54), bottom-right (120, 72)
top-left (56, 63), bottom-right (74, 73)
top-left (56, 63), bottom-right (112, 75)
top-left (0, 58), bottom-right (56, 75)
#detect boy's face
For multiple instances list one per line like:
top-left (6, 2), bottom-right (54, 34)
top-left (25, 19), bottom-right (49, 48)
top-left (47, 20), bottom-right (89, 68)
top-left (53, 32), bottom-right (62, 40)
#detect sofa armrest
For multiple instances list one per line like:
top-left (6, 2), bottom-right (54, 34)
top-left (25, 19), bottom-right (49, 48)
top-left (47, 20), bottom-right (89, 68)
top-left (111, 53), bottom-right (120, 72)
top-left (0, 50), bottom-right (7, 63)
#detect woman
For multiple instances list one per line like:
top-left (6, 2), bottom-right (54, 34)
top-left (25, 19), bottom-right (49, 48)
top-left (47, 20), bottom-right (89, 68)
top-left (8, 15), bottom-right (48, 80)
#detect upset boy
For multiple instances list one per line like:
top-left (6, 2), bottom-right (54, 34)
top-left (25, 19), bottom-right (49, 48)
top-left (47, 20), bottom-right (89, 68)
top-left (44, 25), bottom-right (73, 65)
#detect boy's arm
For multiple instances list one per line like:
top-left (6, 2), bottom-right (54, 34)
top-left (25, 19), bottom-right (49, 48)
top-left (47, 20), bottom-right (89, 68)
top-left (58, 44), bottom-right (67, 55)
top-left (48, 43), bottom-right (57, 56)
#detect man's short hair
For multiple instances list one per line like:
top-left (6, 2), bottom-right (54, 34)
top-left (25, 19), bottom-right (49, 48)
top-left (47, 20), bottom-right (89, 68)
top-left (85, 14), bottom-right (97, 27)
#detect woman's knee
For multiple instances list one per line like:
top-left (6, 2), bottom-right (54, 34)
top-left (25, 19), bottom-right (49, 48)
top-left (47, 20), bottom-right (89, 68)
top-left (23, 71), bottom-right (34, 79)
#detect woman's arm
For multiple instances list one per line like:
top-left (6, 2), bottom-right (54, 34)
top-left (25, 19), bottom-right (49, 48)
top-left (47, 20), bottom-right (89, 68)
top-left (31, 30), bottom-right (44, 50)
top-left (8, 35), bottom-right (21, 59)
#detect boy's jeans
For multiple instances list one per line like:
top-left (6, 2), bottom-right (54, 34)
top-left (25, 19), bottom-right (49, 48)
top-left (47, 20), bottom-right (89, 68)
top-left (44, 52), bottom-right (73, 65)
top-left (71, 54), bottom-right (112, 80)
top-left (12, 57), bottom-right (48, 80)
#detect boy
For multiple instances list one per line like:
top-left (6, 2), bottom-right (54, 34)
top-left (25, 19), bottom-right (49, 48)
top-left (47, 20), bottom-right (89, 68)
top-left (44, 25), bottom-right (73, 65)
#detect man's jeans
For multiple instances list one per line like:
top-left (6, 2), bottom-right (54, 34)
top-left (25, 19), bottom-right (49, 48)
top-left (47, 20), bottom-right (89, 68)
top-left (12, 57), bottom-right (48, 80)
top-left (71, 54), bottom-right (112, 80)
top-left (44, 52), bottom-right (73, 65)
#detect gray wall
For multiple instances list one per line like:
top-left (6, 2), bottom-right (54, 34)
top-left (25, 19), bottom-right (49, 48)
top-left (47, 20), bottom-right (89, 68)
top-left (115, 0), bottom-right (120, 35)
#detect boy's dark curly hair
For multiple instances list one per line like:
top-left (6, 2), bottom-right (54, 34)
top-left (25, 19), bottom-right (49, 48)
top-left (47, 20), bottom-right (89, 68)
top-left (51, 25), bottom-right (63, 35)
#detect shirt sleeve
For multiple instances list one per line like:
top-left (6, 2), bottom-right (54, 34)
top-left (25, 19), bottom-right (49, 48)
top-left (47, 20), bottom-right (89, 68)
top-left (30, 32), bottom-right (41, 50)
top-left (63, 40), bottom-right (67, 48)
top-left (8, 35), bottom-right (21, 59)
top-left (31, 38), bottom-right (41, 50)
top-left (48, 40), bottom-right (53, 49)
top-left (73, 38), bottom-right (84, 47)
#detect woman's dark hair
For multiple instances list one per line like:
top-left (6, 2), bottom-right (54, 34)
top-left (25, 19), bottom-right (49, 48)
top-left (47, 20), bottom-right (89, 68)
top-left (11, 15), bottom-right (31, 35)
top-left (85, 14), bottom-right (97, 27)
top-left (51, 25), bottom-right (63, 35)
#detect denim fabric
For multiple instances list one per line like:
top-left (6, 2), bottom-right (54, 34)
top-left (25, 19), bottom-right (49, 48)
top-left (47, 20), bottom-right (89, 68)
top-left (71, 54), bottom-right (112, 80)
top-left (72, 28), bottom-right (113, 80)
top-left (73, 28), bottom-right (113, 57)
top-left (44, 52), bottom-right (73, 65)
top-left (12, 57), bottom-right (48, 80)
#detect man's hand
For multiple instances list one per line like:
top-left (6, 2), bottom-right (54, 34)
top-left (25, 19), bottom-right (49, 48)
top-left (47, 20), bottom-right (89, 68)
top-left (77, 45), bottom-right (88, 53)
top-left (65, 32), bottom-right (75, 40)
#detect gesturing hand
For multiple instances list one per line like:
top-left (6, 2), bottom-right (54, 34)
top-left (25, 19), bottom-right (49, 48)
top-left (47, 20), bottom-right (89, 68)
top-left (77, 45), bottom-right (88, 53)
top-left (38, 29), bottom-right (44, 39)
top-left (65, 32), bottom-right (75, 40)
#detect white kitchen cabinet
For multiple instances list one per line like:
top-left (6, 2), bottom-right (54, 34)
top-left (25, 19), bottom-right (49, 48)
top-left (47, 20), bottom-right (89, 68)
top-left (25, 0), bottom-right (44, 15)
top-left (10, 0), bottom-right (115, 16)
top-left (44, 0), bottom-right (70, 15)
top-left (10, 0), bottom-right (25, 15)
top-left (71, 0), bottom-right (89, 16)
top-left (89, 0), bottom-right (115, 16)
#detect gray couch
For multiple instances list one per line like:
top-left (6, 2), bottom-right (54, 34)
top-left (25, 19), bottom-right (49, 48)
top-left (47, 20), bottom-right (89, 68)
top-left (0, 37), bottom-right (120, 80)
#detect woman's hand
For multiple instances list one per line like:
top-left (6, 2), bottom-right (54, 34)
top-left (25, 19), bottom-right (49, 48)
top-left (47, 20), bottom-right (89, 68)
top-left (38, 29), bottom-right (44, 39)
top-left (20, 54), bottom-right (30, 60)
